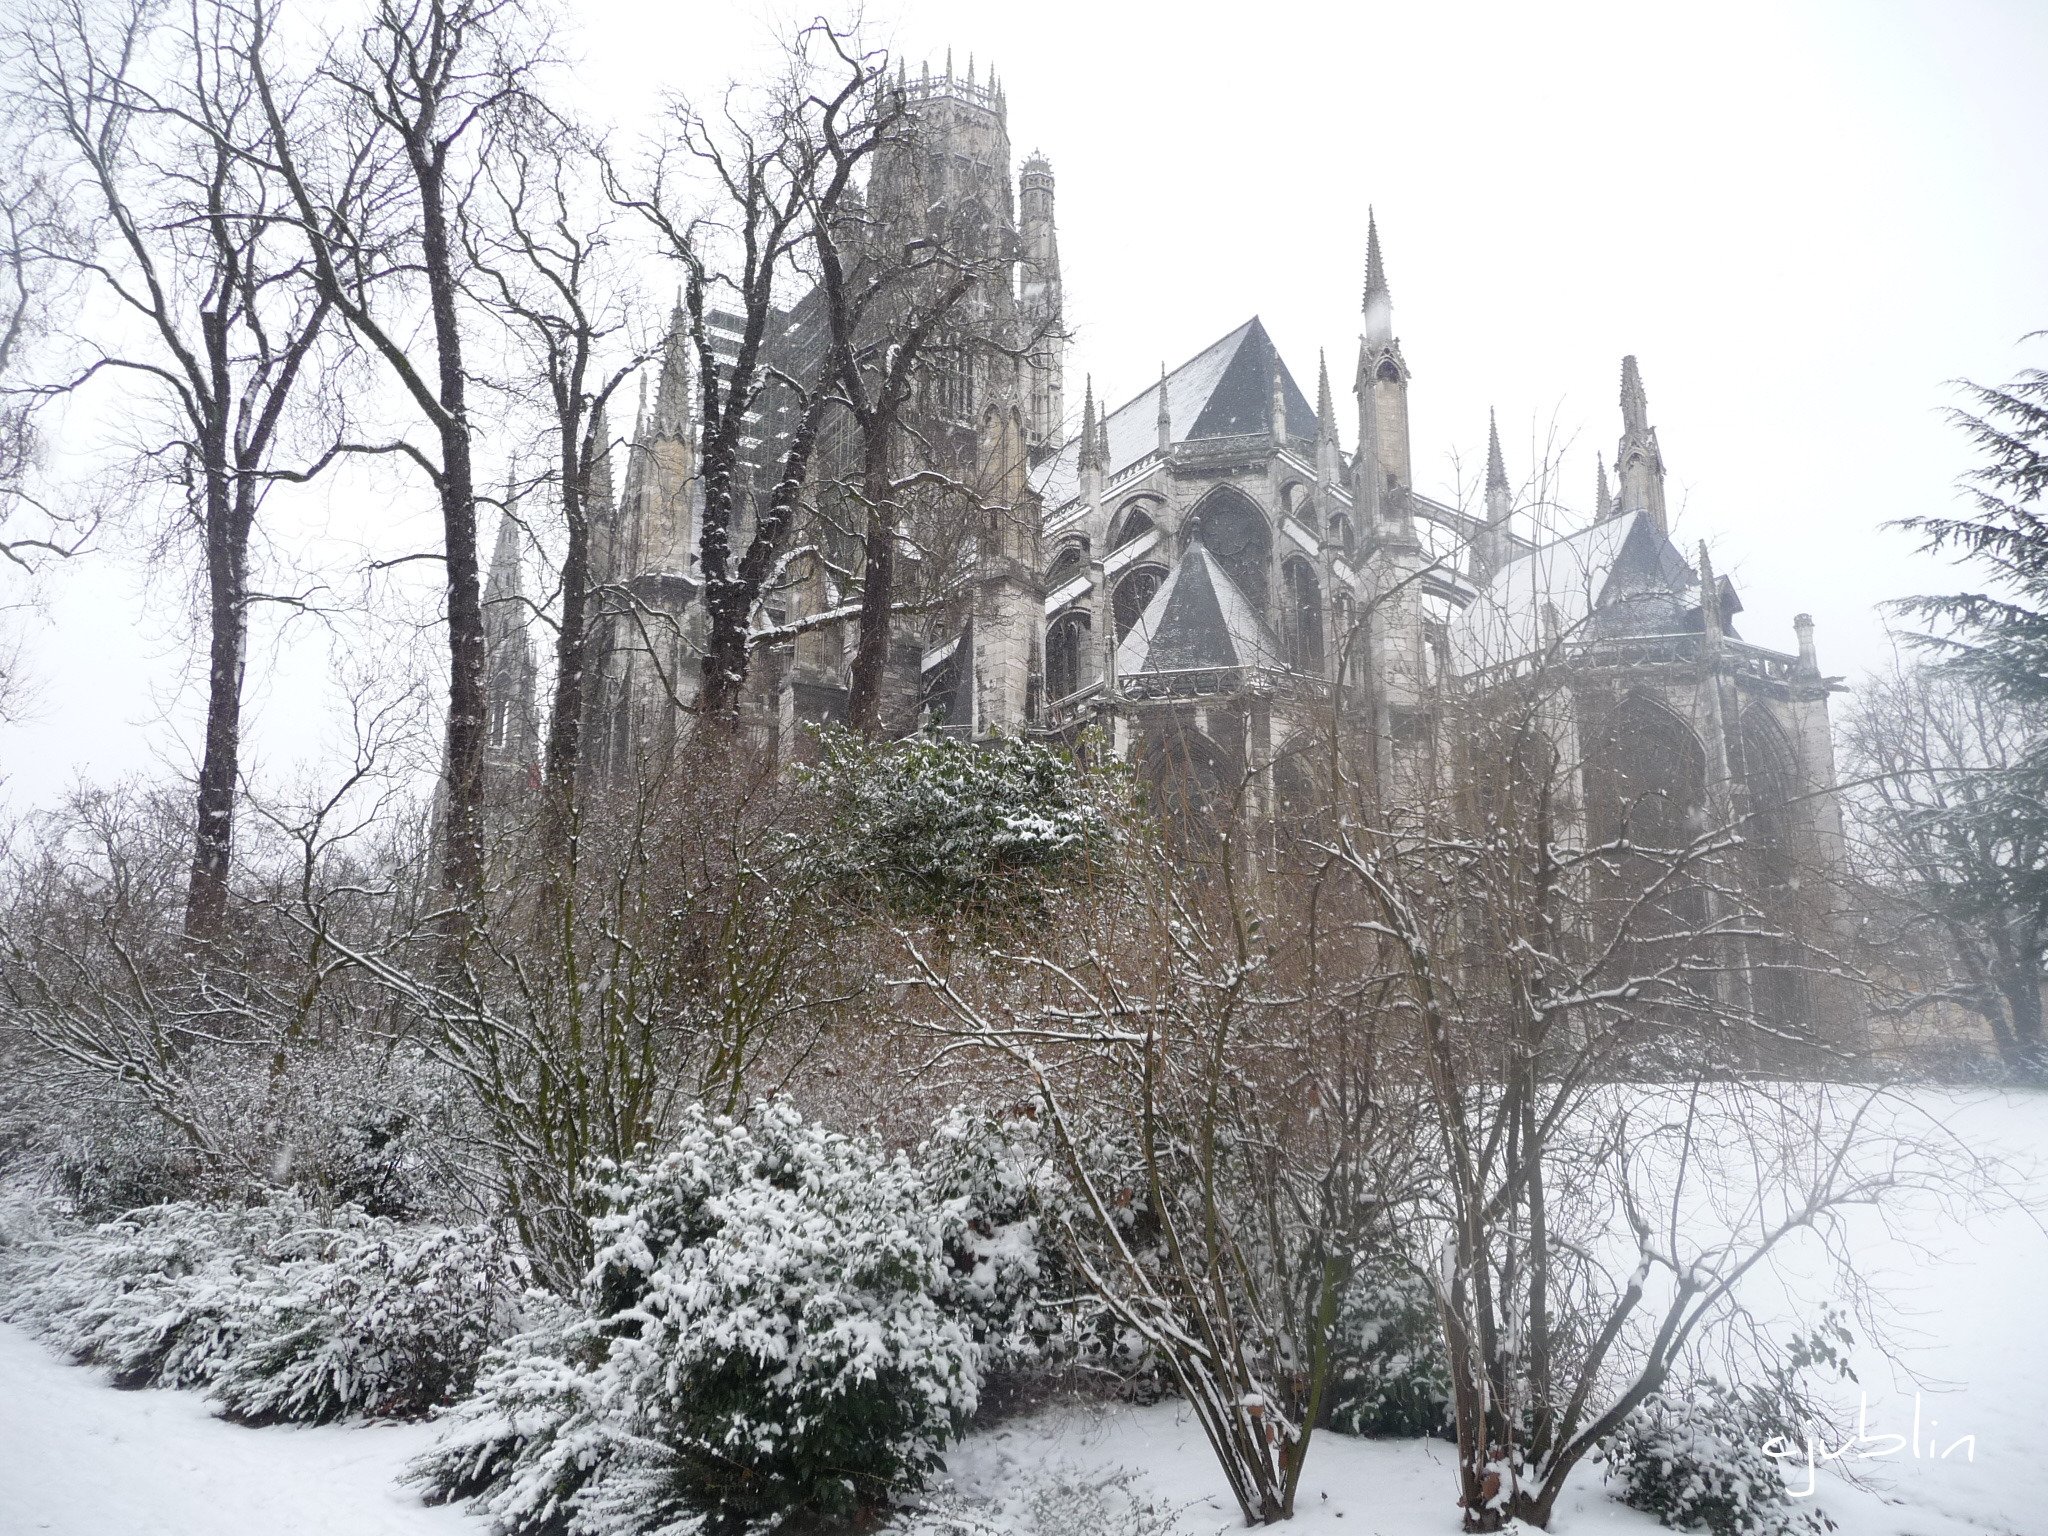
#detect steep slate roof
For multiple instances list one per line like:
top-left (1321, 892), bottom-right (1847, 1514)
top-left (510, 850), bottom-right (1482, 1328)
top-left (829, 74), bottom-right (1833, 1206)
top-left (1448, 510), bottom-right (1737, 675)
top-left (1033, 318), bottom-right (1320, 509)
top-left (1116, 539), bottom-right (1285, 678)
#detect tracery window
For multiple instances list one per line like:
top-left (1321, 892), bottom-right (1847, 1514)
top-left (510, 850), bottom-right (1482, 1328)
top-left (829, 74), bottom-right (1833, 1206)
top-left (1112, 563), bottom-right (1167, 641)
top-left (1193, 489), bottom-right (1271, 617)
top-left (1281, 558), bottom-right (1323, 674)
top-left (1046, 610), bottom-right (1092, 701)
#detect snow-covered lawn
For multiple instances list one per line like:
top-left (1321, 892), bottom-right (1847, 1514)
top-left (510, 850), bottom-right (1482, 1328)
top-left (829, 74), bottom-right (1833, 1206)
top-left (0, 1322), bottom-right (478, 1535)
top-left (2, 1089), bottom-right (2041, 1536)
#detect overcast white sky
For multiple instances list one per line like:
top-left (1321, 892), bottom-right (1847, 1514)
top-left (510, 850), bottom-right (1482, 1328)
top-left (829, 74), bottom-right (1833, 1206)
top-left (4, 0), bottom-right (2045, 812)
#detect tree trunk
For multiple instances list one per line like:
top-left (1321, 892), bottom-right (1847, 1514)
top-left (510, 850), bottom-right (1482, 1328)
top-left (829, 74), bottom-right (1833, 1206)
top-left (413, 130), bottom-right (486, 926)
top-left (843, 442), bottom-right (897, 735)
top-left (540, 413), bottom-right (592, 868)
top-left (183, 476), bottom-right (248, 940)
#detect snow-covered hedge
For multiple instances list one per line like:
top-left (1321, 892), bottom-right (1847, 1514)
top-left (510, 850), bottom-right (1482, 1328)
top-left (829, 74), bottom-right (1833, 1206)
top-left (1601, 1377), bottom-right (1829, 1536)
top-left (412, 1100), bottom-right (980, 1535)
top-left (0, 1198), bottom-right (519, 1420)
top-left (795, 729), bottom-right (1123, 913)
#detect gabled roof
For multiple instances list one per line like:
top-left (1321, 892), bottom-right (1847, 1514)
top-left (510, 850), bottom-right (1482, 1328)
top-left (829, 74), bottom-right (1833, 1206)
top-left (1116, 540), bottom-right (1285, 678)
top-left (1033, 318), bottom-right (1320, 509)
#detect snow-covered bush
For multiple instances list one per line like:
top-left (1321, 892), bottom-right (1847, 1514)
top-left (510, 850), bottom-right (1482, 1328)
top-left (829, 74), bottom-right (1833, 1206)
top-left (412, 1100), bottom-right (980, 1534)
top-left (0, 1197), bottom-right (518, 1419)
top-left (918, 1106), bottom-right (1066, 1368)
top-left (795, 729), bottom-right (1124, 913)
top-left (0, 1200), bottom-right (294, 1389)
top-left (214, 1221), bottom-right (516, 1423)
top-left (890, 1467), bottom-right (1186, 1535)
top-left (1320, 1254), bottom-right (1451, 1438)
top-left (1602, 1377), bottom-right (1830, 1536)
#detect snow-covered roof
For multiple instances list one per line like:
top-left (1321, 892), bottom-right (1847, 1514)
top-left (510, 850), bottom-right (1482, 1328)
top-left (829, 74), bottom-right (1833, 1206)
top-left (1116, 539), bottom-right (1285, 678)
top-left (1033, 317), bottom-right (1320, 511)
top-left (1447, 511), bottom-right (1693, 675)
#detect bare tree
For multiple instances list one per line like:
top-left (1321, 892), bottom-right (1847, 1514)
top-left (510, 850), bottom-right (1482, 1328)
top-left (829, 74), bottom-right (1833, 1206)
top-left (613, 19), bottom-right (895, 721)
top-left (1840, 653), bottom-right (2047, 1080)
top-left (467, 100), bottom-right (642, 876)
top-left (806, 79), bottom-right (1036, 736)
top-left (250, 0), bottom-right (528, 930)
top-left (14, 0), bottom-right (343, 939)
top-left (904, 799), bottom-right (1427, 1525)
top-left (1318, 626), bottom-right (1910, 1529)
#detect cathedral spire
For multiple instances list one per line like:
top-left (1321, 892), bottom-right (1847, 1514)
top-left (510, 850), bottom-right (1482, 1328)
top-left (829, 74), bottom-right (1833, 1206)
top-left (1363, 208), bottom-right (1392, 345)
top-left (1156, 362), bottom-right (1171, 455)
top-left (1621, 354), bottom-right (1650, 436)
top-left (1615, 354), bottom-right (1668, 533)
top-left (1316, 350), bottom-right (1341, 490)
top-left (486, 484), bottom-right (523, 610)
top-left (1475, 411), bottom-right (1512, 580)
top-left (1594, 454), bottom-right (1613, 522)
top-left (586, 401), bottom-right (614, 519)
top-left (652, 300), bottom-right (691, 440)
top-left (1078, 376), bottom-right (1100, 472)
top-left (1355, 210), bottom-right (1412, 493)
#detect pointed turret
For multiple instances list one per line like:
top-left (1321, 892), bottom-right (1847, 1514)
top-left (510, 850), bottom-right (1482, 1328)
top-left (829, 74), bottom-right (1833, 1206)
top-left (1363, 208), bottom-right (1392, 345)
top-left (1156, 362), bottom-right (1172, 456)
top-left (1078, 376), bottom-right (1104, 525)
top-left (652, 301), bottom-right (691, 441)
top-left (1615, 355), bottom-right (1668, 533)
top-left (1474, 411), bottom-right (1513, 580)
top-left (1078, 377), bottom-right (1100, 472)
top-left (1594, 454), bottom-right (1614, 522)
top-left (586, 401), bottom-right (614, 519)
top-left (1697, 540), bottom-right (1722, 647)
top-left (485, 490), bottom-right (523, 616)
top-left (1356, 210), bottom-right (1412, 493)
top-left (618, 312), bottom-right (697, 580)
top-left (1315, 351), bottom-right (1341, 489)
top-left (482, 485), bottom-right (538, 785)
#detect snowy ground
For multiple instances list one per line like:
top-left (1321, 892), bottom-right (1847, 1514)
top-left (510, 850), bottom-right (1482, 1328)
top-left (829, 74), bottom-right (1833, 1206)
top-left (2, 1089), bottom-right (2041, 1536)
top-left (0, 1323), bottom-right (475, 1536)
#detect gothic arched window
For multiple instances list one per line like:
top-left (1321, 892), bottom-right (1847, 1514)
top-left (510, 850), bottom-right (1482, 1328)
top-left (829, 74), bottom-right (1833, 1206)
top-left (1139, 721), bottom-right (1233, 855)
top-left (1112, 562), bottom-right (1167, 640)
top-left (1740, 709), bottom-right (1800, 881)
top-left (1330, 513), bottom-right (1355, 558)
top-left (1046, 542), bottom-right (1086, 592)
top-left (1281, 558), bottom-right (1323, 674)
top-left (1192, 489), bottom-right (1271, 617)
top-left (1046, 610), bottom-right (1092, 701)
top-left (1592, 694), bottom-right (1707, 851)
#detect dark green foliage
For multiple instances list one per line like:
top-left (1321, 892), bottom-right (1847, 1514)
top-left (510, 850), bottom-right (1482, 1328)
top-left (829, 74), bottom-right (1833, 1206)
top-left (795, 729), bottom-right (1124, 914)
top-left (1899, 350), bottom-right (2048, 720)
top-left (1319, 1255), bottom-right (1452, 1439)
